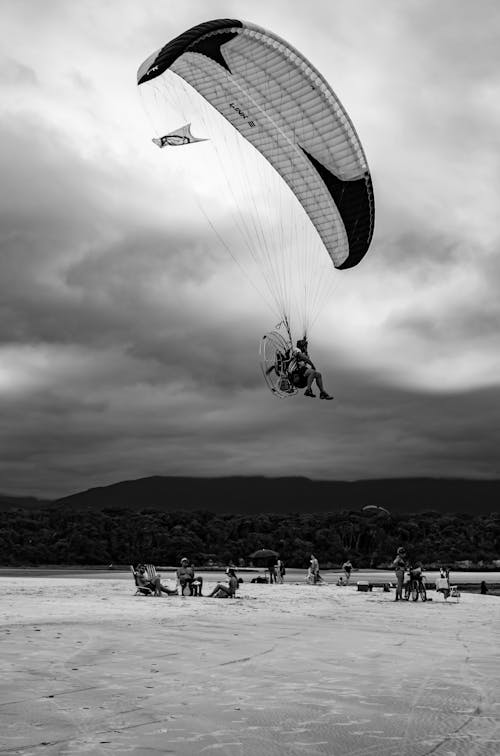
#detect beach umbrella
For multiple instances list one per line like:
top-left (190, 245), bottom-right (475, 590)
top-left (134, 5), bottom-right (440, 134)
top-left (249, 548), bottom-right (279, 560)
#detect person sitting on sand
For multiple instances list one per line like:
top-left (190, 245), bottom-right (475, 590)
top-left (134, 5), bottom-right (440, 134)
top-left (176, 558), bottom-right (203, 596)
top-left (135, 564), bottom-right (178, 597)
top-left (208, 568), bottom-right (239, 598)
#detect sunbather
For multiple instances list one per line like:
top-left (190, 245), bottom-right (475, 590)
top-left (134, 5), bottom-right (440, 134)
top-left (208, 568), bottom-right (239, 598)
top-left (176, 558), bottom-right (204, 596)
top-left (135, 564), bottom-right (177, 596)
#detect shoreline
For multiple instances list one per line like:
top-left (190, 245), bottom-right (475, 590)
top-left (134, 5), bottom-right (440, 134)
top-left (1, 566), bottom-right (499, 593)
top-left (2, 563), bottom-right (500, 571)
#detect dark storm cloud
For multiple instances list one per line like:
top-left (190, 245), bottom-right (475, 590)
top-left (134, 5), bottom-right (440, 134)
top-left (0, 113), bottom-right (228, 347)
top-left (1, 0), bottom-right (499, 497)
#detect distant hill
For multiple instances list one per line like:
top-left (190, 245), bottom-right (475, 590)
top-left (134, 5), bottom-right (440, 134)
top-left (42, 476), bottom-right (500, 515)
top-left (0, 494), bottom-right (51, 511)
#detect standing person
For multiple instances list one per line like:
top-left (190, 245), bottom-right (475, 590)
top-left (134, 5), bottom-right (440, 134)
top-left (342, 559), bottom-right (353, 583)
top-left (267, 555), bottom-right (277, 584)
top-left (480, 581), bottom-right (488, 595)
top-left (310, 554), bottom-right (320, 584)
top-left (391, 547), bottom-right (407, 601)
top-left (275, 558), bottom-right (285, 584)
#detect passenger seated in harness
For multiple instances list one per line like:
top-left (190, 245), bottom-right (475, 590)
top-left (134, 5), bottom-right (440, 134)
top-left (288, 338), bottom-right (333, 400)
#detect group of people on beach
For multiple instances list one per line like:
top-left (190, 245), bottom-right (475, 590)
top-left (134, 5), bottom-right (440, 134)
top-left (265, 555), bottom-right (286, 583)
top-left (134, 559), bottom-right (240, 599)
top-left (391, 547), bottom-right (433, 601)
top-left (306, 555), bottom-right (353, 585)
top-left (136, 549), bottom-right (469, 601)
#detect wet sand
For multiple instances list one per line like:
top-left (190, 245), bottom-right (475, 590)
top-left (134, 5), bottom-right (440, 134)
top-left (1, 577), bottom-right (499, 755)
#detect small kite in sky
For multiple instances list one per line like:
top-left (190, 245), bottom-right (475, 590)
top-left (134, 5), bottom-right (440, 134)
top-left (152, 123), bottom-right (208, 148)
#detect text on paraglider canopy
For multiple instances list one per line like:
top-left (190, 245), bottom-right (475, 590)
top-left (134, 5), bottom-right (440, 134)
top-left (229, 102), bottom-right (255, 127)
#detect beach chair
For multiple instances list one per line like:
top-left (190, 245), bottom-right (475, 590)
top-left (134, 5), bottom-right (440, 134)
top-left (144, 564), bottom-right (158, 582)
top-left (191, 578), bottom-right (202, 596)
top-left (449, 585), bottom-right (461, 602)
top-left (130, 565), bottom-right (153, 596)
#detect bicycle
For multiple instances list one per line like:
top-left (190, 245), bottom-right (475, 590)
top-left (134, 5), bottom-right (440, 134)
top-left (403, 566), bottom-right (427, 602)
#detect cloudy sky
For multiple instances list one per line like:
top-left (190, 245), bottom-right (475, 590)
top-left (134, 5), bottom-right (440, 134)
top-left (1, 0), bottom-right (499, 499)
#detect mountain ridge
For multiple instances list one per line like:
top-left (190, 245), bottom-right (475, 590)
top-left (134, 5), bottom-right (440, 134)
top-left (1, 475), bottom-right (495, 514)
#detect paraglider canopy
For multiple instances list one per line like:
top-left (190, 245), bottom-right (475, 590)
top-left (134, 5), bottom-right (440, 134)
top-left (249, 548), bottom-right (279, 560)
top-left (137, 18), bottom-right (374, 271)
top-left (362, 505), bottom-right (391, 516)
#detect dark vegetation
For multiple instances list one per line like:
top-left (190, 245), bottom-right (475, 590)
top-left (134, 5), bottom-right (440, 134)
top-left (1, 477), bottom-right (498, 567)
top-left (0, 506), bottom-right (498, 568)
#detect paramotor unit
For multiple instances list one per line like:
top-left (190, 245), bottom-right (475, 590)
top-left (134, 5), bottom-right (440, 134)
top-left (259, 331), bottom-right (297, 399)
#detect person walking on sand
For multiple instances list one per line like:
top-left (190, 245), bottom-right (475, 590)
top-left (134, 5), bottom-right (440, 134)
top-left (276, 558), bottom-right (285, 584)
top-left (267, 555), bottom-right (277, 584)
top-left (310, 554), bottom-right (320, 584)
top-left (391, 547), bottom-right (407, 601)
top-left (342, 559), bottom-right (353, 583)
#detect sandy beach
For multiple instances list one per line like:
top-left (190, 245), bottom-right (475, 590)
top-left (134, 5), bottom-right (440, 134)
top-left (1, 576), bottom-right (499, 756)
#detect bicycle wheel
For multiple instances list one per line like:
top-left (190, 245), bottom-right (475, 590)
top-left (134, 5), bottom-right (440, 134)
top-left (419, 583), bottom-right (427, 602)
top-left (411, 582), bottom-right (419, 601)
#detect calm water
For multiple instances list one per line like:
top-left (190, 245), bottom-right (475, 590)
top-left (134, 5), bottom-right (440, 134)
top-left (0, 567), bottom-right (499, 585)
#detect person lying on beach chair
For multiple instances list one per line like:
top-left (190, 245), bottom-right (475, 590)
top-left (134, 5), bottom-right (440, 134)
top-left (131, 565), bottom-right (154, 596)
top-left (208, 568), bottom-right (239, 598)
top-left (134, 564), bottom-right (178, 597)
top-left (176, 558), bottom-right (204, 596)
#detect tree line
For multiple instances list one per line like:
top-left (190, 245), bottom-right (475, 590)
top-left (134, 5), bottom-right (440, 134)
top-left (0, 507), bottom-right (498, 568)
